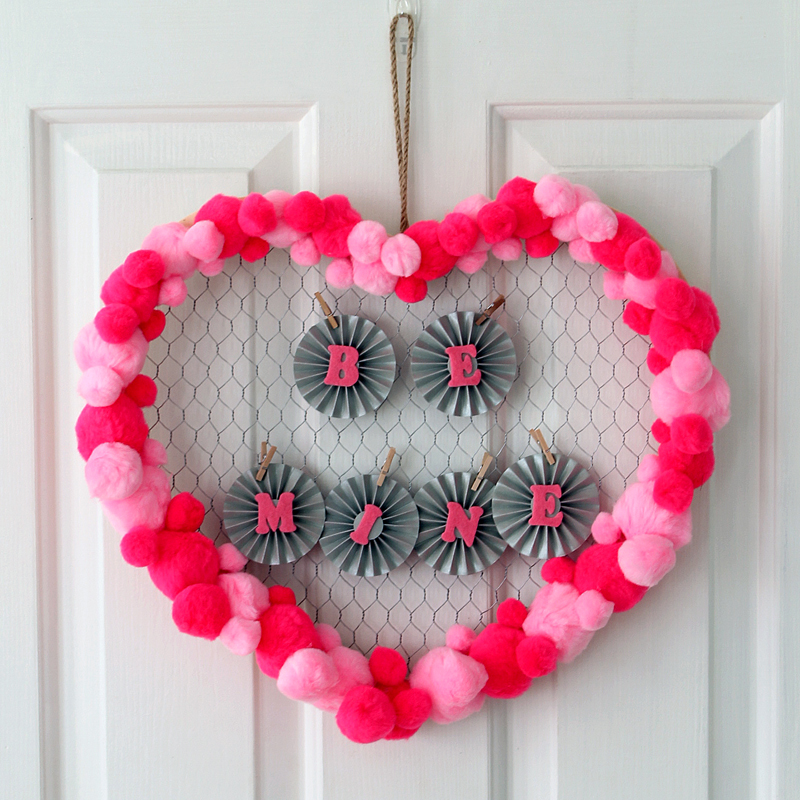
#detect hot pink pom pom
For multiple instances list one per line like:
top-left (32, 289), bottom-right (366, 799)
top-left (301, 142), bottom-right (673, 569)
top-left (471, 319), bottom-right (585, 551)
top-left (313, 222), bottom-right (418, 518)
top-left (655, 278), bottom-right (695, 321)
top-left (336, 685), bottom-right (396, 743)
top-left (622, 301), bottom-right (655, 335)
top-left (122, 250), bottom-right (165, 289)
top-left (653, 469), bottom-right (694, 513)
top-left (590, 511), bottom-right (622, 544)
top-left (85, 442), bottom-right (144, 500)
top-left (184, 220), bottom-right (225, 262)
top-left (147, 527), bottom-right (220, 599)
top-left (381, 233), bottom-right (421, 277)
top-left (568, 237), bottom-right (596, 263)
top-left (392, 688), bottom-right (432, 731)
top-left (534, 175), bottom-right (578, 217)
top-left (74, 322), bottom-right (148, 386)
top-left (220, 617), bottom-right (262, 655)
top-left (142, 222), bottom-right (198, 279)
top-left (240, 237), bottom-right (270, 263)
top-left (455, 250), bottom-right (488, 274)
top-left (141, 438), bottom-right (168, 466)
top-left (312, 195), bottom-right (361, 258)
top-left (140, 310), bottom-right (166, 342)
top-left (283, 191), bottom-right (326, 233)
top-left (576, 201), bottom-right (618, 243)
top-left (255, 603), bottom-right (322, 678)
top-left (103, 464), bottom-right (171, 535)
top-left (525, 230), bottom-right (560, 258)
top-left (217, 542), bottom-right (248, 573)
top-left (404, 220), bottom-right (457, 280)
top-left (438, 212), bottom-right (479, 256)
top-left (353, 260), bottom-right (398, 295)
top-left (516, 634), bottom-right (558, 678)
top-left (496, 177), bottom-right (551, 238)
top-left (75, 394), bottom-right (149, 460)
top-left (541, 556), bottom-right (576, 584)
top-left (574, 589), bottom-right (614, 630)
top-left (195, 195), bottom-right (247, 258)
top-left (652, 418), bottom-right (672, 443)
top-left (671, 349), bottom-right (713, 393)
top-left (101, 267), bottom-right (159, 323)
top-left (238, 193), bottom-right (277, 237)
top-left (218, 572), bottom-right (270, 620)
top-left (326, 258), bottom-right (354, 288)
top-left (573, 543), bottom-right (648, 612)
top-left (476, 201), bottom-right (517, 244)
top-left (158, 276), bottom-right (187, 307)
top-left (268, 585), bottom-right (296, 605)
top-left (278, 647), bottom-right (339, 701)
top-left (120, 525), bottom-right (159, 567)
top-left (612, 481), bottom-right (692, 549)
top-left (369, 647), bottom-right (407, 686)
top-left (625, 237), bottom-right (661, 279)
top-left (469, 623), bottom-right (531, 698)
top-left (289, 236), bottom-right (320, 266)
top-left (172, 583), bottom-right (231, 640)
top-left (197, 258), bottom-right (226, 277)
top-left (78, 365), bottom-right (124, 407)
top-left (496, 598), bottom-right (528, 629)
top-left (590, 213), bottom-right (648, 271)
top-left (491, 237), bottom-right (523, 261)
top-left (453, 193), bottom-right (491, 220)
top-left (316, 623), bottom-right (342, 652)
top-left (445, 624), bottom-right (476, 653)
top-left (671, 413), bottom-right (713, 454)
top-left (394, 275), bottom-right (427, 302)
top-left (165, 492), bottom-right (205, 531)
top-left (124, 374), bottom-right (157, 407)
top-left (348, 220), bottom-right (388, 264)
top-left (95, 304), bottom-right (141, 344)
top-left (659, 441), bottom-right (715, 488)
top-left (618, 535), bottom-right (676, 587)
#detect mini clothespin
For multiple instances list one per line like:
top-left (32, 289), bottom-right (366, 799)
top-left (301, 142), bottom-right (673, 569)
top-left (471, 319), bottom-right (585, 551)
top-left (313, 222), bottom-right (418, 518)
top-left (377, 447), bottom-right (396, 487)
top-left (314, 292), bottom-right (338, 329)
top-left (471, 452), bottom-right (494, 491)
top-left (476, 295), bottom-right (505, 326)
top-left (256, 441), bottom-right (278, 481)
top-left (530, 428), bottom-right (555, 466)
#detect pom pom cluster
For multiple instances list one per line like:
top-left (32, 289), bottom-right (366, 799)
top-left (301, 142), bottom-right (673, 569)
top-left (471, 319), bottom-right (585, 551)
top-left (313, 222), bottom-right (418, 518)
top-left (74, 177), bottom-right (730, 744)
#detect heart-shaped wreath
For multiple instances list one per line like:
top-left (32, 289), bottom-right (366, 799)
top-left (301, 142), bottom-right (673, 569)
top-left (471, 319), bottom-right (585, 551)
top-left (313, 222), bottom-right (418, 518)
top-left (74, 175), bottom-right (730, 744)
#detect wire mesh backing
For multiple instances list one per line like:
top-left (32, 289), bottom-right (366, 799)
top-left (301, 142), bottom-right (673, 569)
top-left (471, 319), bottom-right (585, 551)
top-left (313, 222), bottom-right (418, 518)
top-left (145, 247), bottom-right (654, 662)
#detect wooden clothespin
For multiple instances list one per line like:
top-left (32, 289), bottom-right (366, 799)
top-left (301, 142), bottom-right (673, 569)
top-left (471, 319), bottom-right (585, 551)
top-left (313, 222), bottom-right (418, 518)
top-left (530, 428), bottom-right (555, 466)
top-left (377, 447), bottom-right (396, 487)
top-left (476, 295), bottom-right (505, 325)
top-left (471, 452), bottom-right (494, 491)
top-left (314, 292), bottom-right (338, 329)
top-left (256, 441), bottom-right (278, 481)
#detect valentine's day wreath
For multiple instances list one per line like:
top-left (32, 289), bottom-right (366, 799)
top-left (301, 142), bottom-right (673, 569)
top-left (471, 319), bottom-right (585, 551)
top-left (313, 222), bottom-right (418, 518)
top-left (74, 174), bottom-right (730, 743)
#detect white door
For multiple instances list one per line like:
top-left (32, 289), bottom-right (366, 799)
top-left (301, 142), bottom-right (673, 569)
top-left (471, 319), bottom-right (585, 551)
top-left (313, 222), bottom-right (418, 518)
top-left (3, 2), bottom-right (798, 798)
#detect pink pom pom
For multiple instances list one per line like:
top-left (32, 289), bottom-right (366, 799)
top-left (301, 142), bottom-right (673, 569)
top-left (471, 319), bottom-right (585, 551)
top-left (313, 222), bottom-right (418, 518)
top-left (568, 237), bottom-right (596, 263)
top-left (576, 201), bottom-right (618, 242)
top-left (312, 195), bottom-right (361, 258)
top-left (522, 582), bottom-right (593, 663)
top-left (95, 304), bottom-right (141, 344)
top-left (218, 572), bottom-right (270, 620)
top-left (549, 184), bottom-right (599, 242)
top-left (541, 556), bottom-right (575, 584)
top-left (140, 310), bottom-right (166, 342)
top-left (574, 589), bottom-right (614, 630)
top-left (165, 492), bottom-right (205, 531)
top-left (496, 177), bottom-right (551, 238)
top-left (496, 598), bottom-right (528, 629)
top-left (197, 258), bottom-right (225, 277)
top-left (75, 394), bottom-right (149, 460)
top-left (455, 250), bottom-right (488, 274)
top-left (172, 583), bottom-right (231, 640)
top-left (573, 543), bottom-right (648, 612)
top-left (612, 481), bottom-right (692, 548)
top-left (217, 542), bottom-right (248, 573)
top-left (158, 276), bottom-right (187, 307)
top-left (313, 646), bottom-right (374, 713)
top-left (278, 647), bottom-right (339, 701)
top-left (268, 585), bottom-right (297, 605)
top-left (603, 271), bottom-right (626, 300)
top-left (653, 469), bottom-right (694, 513)
top-left (655, 278), bottom-right (695, 321)
top-left (348, 220), bottom-right (388, 264)
top-left (637, 453), bottom-right (663, 483)
top-left (534, 175), bottom-right (578, 217)
top-left (283, 191), bottom-right (326, 233)
top-left (195, 195), bottom-right (247, 258)
top-left (220, 617), bottom-right (262, 655)
top-left (142, 222), bottom-right (197, 279)
top-left (381, 233), bottom-right (421, 277)
top-left (671, 413), bottom-right (713, 454)
top-left (141, 438), bottom-right (168, 466)
top-left (85, 442), bottom-right (143, 500)
top-left (671, 349), bottom-right (713, 393)
top-left (255, 603), bottom-right (322, 678)
top-left (184, 220), bottom-right (224, 262)
top-left (336, 685), bottom-right (396, 743)
top-left (525, 230), bottom-right (560, 258)
top-left (590, 213), bottom-right (648, 271)
top-left (78, 365), bottom-right (124, 407)
top-left (624, 237), bottom-right (662, 279)
top-left (103, 465), bottom-right (171, 535)
top-left (74, 323), bottom-right (148, 386)
top-left (445, 624), bottom-right (476, 654)
top-left (353, 259), bottom-right (398, 295)
top-left (369, 647), bottom-right (407, 686)
top-left (618, 535), bottom-right (676, 587)
top-left (453, 193), bottom-right (491, 220)
top-left (124, 374), bottom-right (157, 407)
top-left (651, 361), bottom-right (730, 430)
top-left (120, 525), bottom-right (159, 567)
top-left (238, 193), bottom-right (277, 237)
top-left (591, 511), bottom-right (622, 544)
top-left (122, 250), bottom-right (165, 289)
top-left (438, 213), bottom-right (479, 256)
top-left (491, 237), bottom-right (523, 261)
top-left (476, 201), bottom-right (517, 244)
top-left (325, 258), bottom-right (354, 288)
top-left (394, 275), bottom-right (427, 303)
top-left (404, 220), bottom-right (457, 280)
top-left (316, 623), bottom-right (342, 652)
top-left (516, 635), bottom-right (558, 678)
top-left (289, 235), bottom-right (320, 266)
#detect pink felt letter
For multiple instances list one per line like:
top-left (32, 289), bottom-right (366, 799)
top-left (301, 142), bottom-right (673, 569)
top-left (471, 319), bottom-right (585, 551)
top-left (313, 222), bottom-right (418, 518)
top-left (529, 485), bottom-right (563, 527)
top-left (442, 503), bottom-right (484, 547)
top-left (324, 344), bottom-right (360, 387)
top-left (445, 344), bottom-right (481, 387)
top-left (350, 504), bottom-right (383, 545)
top-left (255, 492), bottom-right (296, 533)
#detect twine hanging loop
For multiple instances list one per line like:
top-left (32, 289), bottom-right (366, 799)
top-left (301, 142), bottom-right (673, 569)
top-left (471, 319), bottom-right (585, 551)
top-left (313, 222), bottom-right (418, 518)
top-left (390, 13), bottom-right (415, 232)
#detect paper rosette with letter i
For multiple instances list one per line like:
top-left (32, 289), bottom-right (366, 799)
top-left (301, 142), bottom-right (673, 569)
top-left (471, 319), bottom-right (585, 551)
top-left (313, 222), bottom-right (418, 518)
top-left (320, 474), bottom-right (419, 577)
top-left (492, 454), bottom-right (599, 558)
top-left (410, 311), bottom-right (517, 416)
top-left (293, 314), bottom-right (396, 418)
top-left (414, 472), bottom-right (507, 575)
top-left (222, 465), bottom-right (326, 565)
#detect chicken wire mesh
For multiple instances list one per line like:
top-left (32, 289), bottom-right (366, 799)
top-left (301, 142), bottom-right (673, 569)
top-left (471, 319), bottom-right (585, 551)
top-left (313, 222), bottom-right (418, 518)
top-left (145, 246), bottom-right (654, 662)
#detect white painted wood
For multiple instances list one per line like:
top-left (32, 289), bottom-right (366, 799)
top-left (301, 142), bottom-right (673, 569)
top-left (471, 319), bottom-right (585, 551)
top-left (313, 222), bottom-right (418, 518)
top-left (2, 2), bottom-right (798, 799)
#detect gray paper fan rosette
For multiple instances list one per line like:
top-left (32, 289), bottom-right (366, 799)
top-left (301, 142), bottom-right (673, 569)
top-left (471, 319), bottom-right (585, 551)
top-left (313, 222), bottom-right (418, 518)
top-left (410, 311), bottom-right (517, 416)
top-left (414, 472), bottom-right (507, 575)
top-left (320, 475), bottom-right (419, 577)
top-left (492, 454), bottom-right (599, 558)
top-left (293, 314), bottom-right (396, 418)
top-left (222, 465), bottom-right (325, 565)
